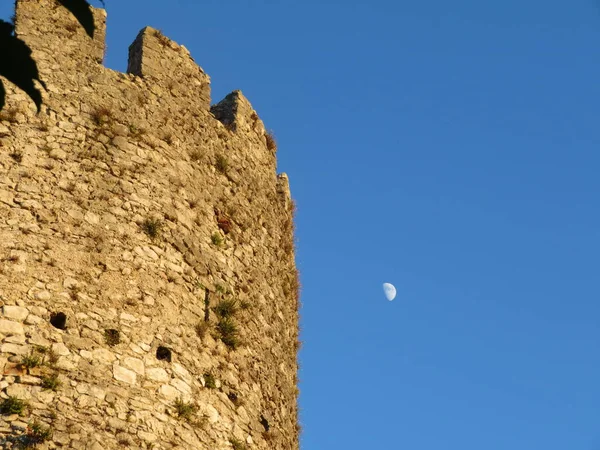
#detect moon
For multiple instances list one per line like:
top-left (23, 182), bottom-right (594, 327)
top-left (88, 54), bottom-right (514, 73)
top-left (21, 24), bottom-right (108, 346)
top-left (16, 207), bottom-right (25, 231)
top-left (382, 283), bottom-right (396, 301)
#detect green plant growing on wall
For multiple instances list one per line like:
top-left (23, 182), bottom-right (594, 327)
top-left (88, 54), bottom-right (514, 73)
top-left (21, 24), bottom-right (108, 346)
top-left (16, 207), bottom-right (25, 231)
top-left (0, 396), bottom-right (28, 415)
top-left (216, 317), bottom-right (240, 350)
top-left (239, 300), bottom-right (251, 311)
top-left (215, 154), bottom-right (228, 174)
top-left (213, 298), bottom-right (238, 318)
top-left (22, 421), bottom-right (52, 447)
top-left (211, 232), bottom-right (223, 247)
top-left (128, 123), bottom-right (146, 138)
top-left (203, 371), bottom-right (216, 389)
top-left (173, 398), bottom-right (197, 422)
top-left (20, 352), bottom-right (42, 370)
top-left (41, 373), bottom-right (61, 391)
top-left (44, 348), bottom-right (59, 366)
top-left (141, 218), bottom-right (162, 239)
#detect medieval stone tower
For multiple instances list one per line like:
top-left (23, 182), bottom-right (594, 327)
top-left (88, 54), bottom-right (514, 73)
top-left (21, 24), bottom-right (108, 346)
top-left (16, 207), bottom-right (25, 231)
top-left (0, 1), bottom-right (300, 448)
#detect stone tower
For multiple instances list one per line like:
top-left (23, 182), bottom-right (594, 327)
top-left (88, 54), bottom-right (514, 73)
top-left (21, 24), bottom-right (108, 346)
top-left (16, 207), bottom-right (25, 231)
top-left (0, 1), bottom-right (300, 449)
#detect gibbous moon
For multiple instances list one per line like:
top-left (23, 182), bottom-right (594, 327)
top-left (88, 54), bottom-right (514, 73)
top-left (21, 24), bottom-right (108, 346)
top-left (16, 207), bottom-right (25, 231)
top-left (383, 283), bottom-right (396, 301)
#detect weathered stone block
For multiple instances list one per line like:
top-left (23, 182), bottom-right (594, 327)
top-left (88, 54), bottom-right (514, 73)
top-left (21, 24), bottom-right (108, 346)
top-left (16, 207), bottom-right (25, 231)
top-left (123, 356), bottom-right (145, 375)
top-left (113, 364), bottom-right (137, 385)
top-left (145, 367), bottom-right (169, 383)
top-left (0, 320), bottom-right (25, 335)
top-left (2, 306), bottom-right (28, 321)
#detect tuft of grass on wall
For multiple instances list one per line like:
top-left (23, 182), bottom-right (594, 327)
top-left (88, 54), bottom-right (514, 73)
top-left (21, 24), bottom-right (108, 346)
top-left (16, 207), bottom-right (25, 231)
top-left (128, 123), bottom-right (146, 139)
top-left (0, 396), bottom-right (28, 415)
top-left (153, 29), bottom-right (171, 47)
top-left (173, 398), bottom-right (197, 422)
top-left (239, 300), bottom-right (251, 311)
top-left (265, 130), bottom-right (277, 152)
top-left (211, 232), bottom-right (223, 247)
top-left (213, 298), bottom-right (238, 319)
top-left (215, 154), bottom-right (228, 174)
top-left (23, 421), bottom-right (53, 446)
top-left (141, 218), bottom-right (162, 240)
top-left (41, 373), bottom-right (61, 391)
top-left (216, 317), bottom-right (240, 350)
top-left (203, 371), bottom-right (216, 389)
top-left (20, 352), bottom-right (42, 370)
top-left (45, 348), bottom-right (59, 366)
top-left (91, 106), bottom-right (114, 127)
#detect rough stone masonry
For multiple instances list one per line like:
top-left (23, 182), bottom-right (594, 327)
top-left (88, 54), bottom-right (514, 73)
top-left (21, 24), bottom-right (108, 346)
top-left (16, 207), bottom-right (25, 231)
top-left (0, 1), bottom-right (299, 448)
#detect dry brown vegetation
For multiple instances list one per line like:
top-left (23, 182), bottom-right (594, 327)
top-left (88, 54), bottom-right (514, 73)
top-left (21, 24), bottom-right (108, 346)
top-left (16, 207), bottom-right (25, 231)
top-left (265, 130), bottom-right (277, 152)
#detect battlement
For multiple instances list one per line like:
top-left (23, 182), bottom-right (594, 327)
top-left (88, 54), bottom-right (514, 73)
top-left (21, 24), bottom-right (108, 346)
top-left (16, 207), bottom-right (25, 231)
top-left (9, 0), bottom-right (279, 171)
top-left (127, 27), bottom-right (211, 109)
top-left (15, 0), bottom-right (107, 67)
top-left (211, 90), bottom-right (267, 139)
top-left (0, 2), bottom-right (299, 449)
top-left (15, 0), bottom-right (213, 109)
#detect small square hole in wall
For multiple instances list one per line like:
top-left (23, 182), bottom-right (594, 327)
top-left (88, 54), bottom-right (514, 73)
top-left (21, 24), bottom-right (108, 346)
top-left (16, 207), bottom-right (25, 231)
top-left (50, 312), bottom-right (67, 330)
top-left (156, 346), bottom-right (172, 362)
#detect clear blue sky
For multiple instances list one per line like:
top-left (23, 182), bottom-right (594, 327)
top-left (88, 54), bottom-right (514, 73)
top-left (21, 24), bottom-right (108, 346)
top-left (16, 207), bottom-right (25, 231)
top-left (3, 1), bottom-right (600, 448)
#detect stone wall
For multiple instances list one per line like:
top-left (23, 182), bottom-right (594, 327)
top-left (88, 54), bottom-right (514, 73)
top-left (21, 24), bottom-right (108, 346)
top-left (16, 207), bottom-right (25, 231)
top-left (0, 1), bottom-right (299, 449)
